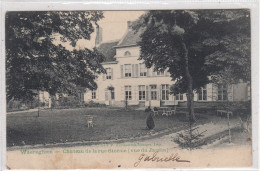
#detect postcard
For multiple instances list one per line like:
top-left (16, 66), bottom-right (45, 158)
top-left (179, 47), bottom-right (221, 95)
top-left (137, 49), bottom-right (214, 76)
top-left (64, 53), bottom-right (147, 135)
top-left (1, 2), bottom-right (259, 170)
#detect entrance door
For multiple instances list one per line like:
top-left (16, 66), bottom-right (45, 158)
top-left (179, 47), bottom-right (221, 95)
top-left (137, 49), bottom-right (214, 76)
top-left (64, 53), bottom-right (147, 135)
top-left (109, 89), bottom-right (115, 105)
top-left (150, 85), bottom-right (160, 107)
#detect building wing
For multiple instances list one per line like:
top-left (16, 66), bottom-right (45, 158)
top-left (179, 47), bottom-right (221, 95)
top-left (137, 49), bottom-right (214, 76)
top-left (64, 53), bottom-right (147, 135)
top-left (115, 26), bottom-right (145, 48)
top-left (96, 40), bottom-right (119, 62)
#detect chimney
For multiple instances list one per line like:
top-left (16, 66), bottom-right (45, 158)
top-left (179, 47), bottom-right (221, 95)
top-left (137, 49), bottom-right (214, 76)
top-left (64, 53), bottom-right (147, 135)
top-left (95, 25), bottom-right (102, 47)
top-left (127, 21), bottom-right (132, 29)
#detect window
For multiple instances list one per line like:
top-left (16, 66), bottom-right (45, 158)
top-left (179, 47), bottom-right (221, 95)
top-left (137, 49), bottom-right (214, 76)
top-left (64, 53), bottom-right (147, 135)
top-left (150, 85), bottom-right (157, 100)
top-left (92, 90), bottom-right (96, 99)
top-left (218, 84), bottom-right (228, 101)
top-left (198, 85), bottom-right (207, 101)
top-left (138, 85), bottom-right (145, 100)
top-left (152, 69), bottom-right (164, 76)
top-left (176, 93), bottom-right (183, 100)
top-left (111, 89), bottom-right (115, 100)
top-left (124, 51), bottom-right (131, 57)
top-left (125, 86), bottom-right (132, 100)
top-left (161, 84), bottom-right (170, 100)
top-left (124, 64), bottom-right (131, 77)
top-left (247, 84), bottom-right (250, 100)
top-left (157, 71), bottom-right (164, 76)
top-left (106, 68), bottom-right (112, 79)
top-left (140, 64), bottom-right (147, 77)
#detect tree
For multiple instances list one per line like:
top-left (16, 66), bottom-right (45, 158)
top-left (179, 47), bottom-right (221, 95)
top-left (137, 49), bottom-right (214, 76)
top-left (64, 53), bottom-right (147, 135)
top-left (200, 10), bottom-right (250, 84)
top-left (132, 10), bottom-right (250, 122)
top-left (6, 11), bottom-right (105, 105)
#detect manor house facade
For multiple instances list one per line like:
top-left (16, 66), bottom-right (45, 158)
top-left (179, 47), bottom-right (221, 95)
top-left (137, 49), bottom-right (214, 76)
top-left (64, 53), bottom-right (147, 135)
top-left (82, 22), bottom-right (250, 107)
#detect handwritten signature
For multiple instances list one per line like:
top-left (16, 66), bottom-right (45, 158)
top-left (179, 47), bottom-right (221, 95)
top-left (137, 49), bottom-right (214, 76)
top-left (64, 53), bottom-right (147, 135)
top-left (134, 152), bottom-right (190, 167)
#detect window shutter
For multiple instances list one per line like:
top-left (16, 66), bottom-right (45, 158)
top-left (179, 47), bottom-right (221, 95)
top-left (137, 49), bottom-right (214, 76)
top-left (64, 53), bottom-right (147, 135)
top-left (157, 85), bottom-right (160, 100)
top-left (212, 84), bottom-right (217, 101)
top-left (247, 83), bottom-right (251, 100)
top-left (148, 86), bottom-right (151, 101)
top-left (111, 68), bottom-right (113, 80)
top-left (121, 86), bottom-right (124, 101)
top-left (227, 85), bottom-right (233, 101)
top-left (87, 90), bottom-right (91, 100)
top-left (132, 64), bottom-right (135, 77)
top-left (165, 69), bottom-right (170, 77)
top-left (147, 68), bottom-right (150, 77)
top-left (102, 74), bottom-right (106, 81)
top-left (133, 86), bottom-right (137, 100)
top-left (135, 64), bottom-right (139, 77)
top-left (152, 66), bottom-right (155, 76)
top-left (120, 65), bottom-right (123, 78)
top-left (206, 84), bottom-right (211, 101)
top-left (159, 85), bottom-right (162, 100)
top-left (146, 86), bottom-right (149, 101)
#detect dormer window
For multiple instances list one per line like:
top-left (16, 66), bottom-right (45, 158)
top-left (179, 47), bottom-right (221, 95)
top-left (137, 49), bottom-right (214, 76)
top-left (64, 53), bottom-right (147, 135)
top-left (124, 51), bottom-right (131, 57)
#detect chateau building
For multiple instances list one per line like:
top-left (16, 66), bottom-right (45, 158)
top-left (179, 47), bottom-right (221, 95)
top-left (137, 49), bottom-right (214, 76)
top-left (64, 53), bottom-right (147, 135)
top-left (83, 22), bottom-right (250, 107)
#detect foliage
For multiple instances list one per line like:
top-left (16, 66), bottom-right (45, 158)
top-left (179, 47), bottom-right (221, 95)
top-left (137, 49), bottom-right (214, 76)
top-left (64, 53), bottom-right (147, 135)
top-left (132, 10), bottom-right (250, 121)
top-left (7, 96), bottom-right (47, 111)
top-left (6, 11), bottom-right (105, 102)
top-left (7, 100), bottom-right (24, 111)
top-left (58, 95), bottom-right (82, 108)
top-left (201, 10), bottom-right (251, 84)
top-left (85, 100), bottom-right (106, 108)
top-left (216, 101), bottom-right (250, 112)
top-left (133, 9), bottom-right (250, 91)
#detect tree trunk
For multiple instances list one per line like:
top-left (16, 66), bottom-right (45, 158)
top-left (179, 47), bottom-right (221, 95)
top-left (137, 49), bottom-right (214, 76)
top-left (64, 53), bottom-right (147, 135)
top-left (48, 94), bottom-right (56, 110)
top-left (38, 89), bottom-right (40, 117)
top-left (48, 96), bottom-right (52, 109)
top-left (182, 42), bottom-right (196, 122)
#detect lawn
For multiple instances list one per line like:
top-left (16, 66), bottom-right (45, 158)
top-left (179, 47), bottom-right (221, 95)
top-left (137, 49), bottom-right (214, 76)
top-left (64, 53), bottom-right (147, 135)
top-left (6, 108), bottom-right (209, 147)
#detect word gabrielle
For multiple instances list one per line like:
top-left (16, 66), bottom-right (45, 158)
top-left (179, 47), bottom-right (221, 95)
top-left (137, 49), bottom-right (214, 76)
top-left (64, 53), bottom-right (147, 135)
top-left (134, 152), bottom-right (190, 167)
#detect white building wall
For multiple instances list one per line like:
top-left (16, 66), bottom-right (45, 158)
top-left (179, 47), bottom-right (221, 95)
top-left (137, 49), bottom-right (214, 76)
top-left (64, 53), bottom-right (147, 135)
top-left (39, 91), bottom-right (50, 104)
top-left (84, 46), bottom-right (179, 107)
top-left (83, 45), bottom-right (250, 107)
top-left (115, 46), bottom-right (140, 58)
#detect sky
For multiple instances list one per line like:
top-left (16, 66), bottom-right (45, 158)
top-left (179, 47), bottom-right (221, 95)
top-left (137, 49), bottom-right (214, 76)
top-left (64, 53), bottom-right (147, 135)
top-left (54, 11), bottom-right (146, 51)
top-left (97, 11), bottom-right (146, 43)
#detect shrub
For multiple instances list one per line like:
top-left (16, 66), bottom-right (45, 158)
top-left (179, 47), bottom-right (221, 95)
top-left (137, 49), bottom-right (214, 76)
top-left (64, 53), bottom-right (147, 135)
top-left (7, 100), bottom-right (23, 110)
top-left (145, 106), bottom-right (151, 112)
top-left (85, 101), bottom-right (106, 108)
top-left (174, 126), bottom-right (207, 149)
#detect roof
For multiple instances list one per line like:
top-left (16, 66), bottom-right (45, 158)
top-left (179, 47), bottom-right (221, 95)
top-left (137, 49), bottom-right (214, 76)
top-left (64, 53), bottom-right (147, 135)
top-left (97, 40), bottom-right (119, 62)
top-left (96, 24), bottom-right (145, 62)
top-left (115, 27), bottom-right (145, 48)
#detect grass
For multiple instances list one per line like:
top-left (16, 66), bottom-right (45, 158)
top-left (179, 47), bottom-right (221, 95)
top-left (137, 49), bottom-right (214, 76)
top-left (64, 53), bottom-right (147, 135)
top-left (7, 108), bottom-right (209, 147)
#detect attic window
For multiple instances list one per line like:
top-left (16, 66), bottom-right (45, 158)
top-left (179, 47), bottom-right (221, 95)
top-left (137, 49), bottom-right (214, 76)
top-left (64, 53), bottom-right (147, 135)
top-left (124, 51), bottom-right (131, 57)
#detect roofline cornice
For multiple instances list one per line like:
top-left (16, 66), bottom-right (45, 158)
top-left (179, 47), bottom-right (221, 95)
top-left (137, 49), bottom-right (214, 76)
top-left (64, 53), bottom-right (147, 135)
top-left (113, 44), bottom-right (139, 48)
top-left (101, 61), bottom-right (118, 65)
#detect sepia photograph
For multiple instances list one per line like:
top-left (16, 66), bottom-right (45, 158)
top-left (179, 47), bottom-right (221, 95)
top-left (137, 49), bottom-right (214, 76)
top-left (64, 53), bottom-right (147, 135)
top-left (4, 9), bottom-right (254, 169)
